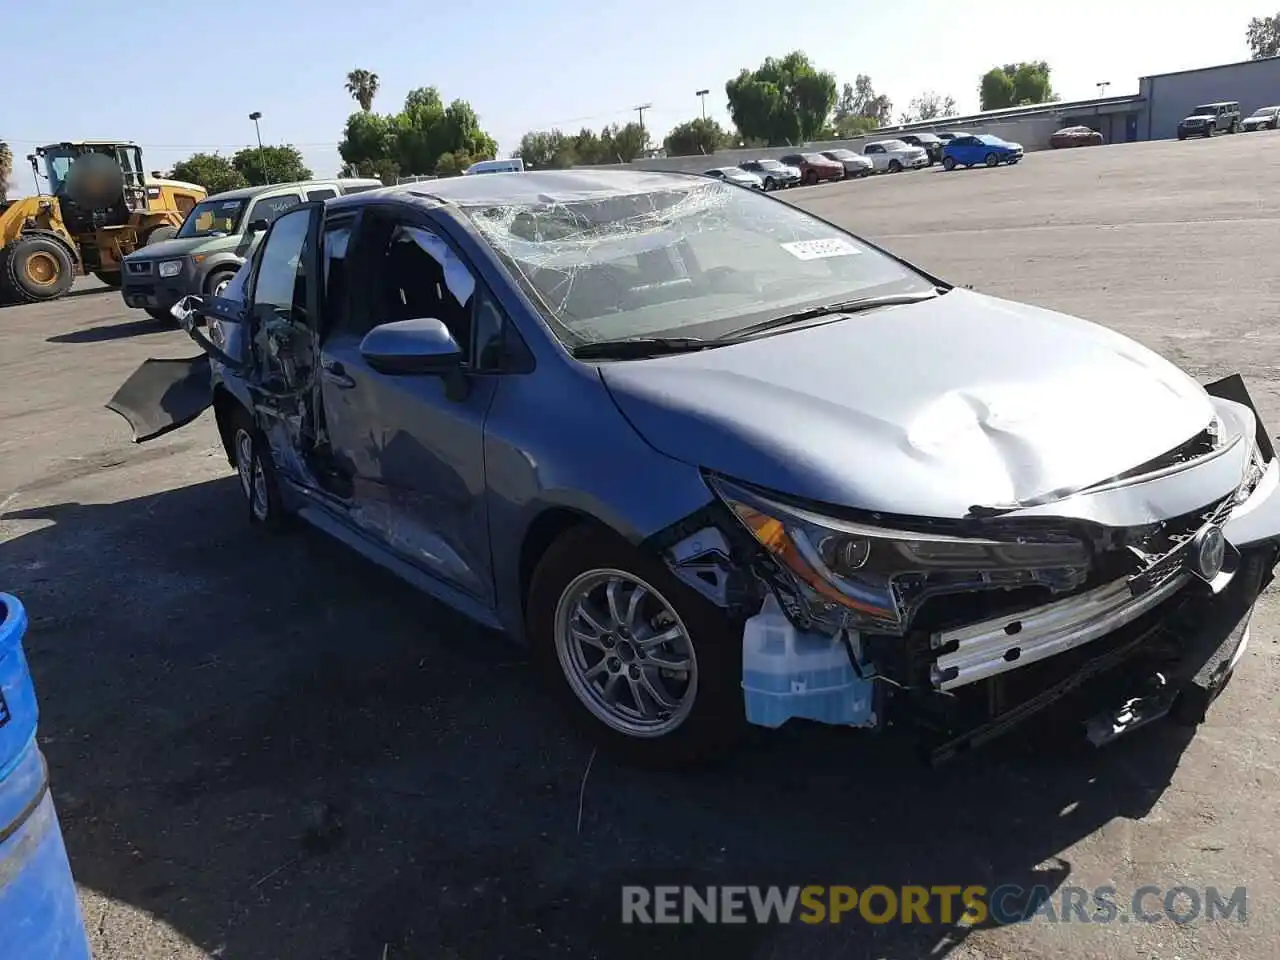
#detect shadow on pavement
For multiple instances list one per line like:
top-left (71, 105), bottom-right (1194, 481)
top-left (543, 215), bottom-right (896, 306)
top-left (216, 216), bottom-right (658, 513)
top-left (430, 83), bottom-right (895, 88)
top-left (0, 285), bottom-right (112, 310)
top-left (46, 317), bottom-right (169, 344)
top-left (1, 478), bottom-right (1195, 959)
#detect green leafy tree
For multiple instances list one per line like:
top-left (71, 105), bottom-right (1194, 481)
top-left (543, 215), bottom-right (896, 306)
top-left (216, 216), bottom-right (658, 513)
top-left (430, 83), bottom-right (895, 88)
top-left (663, 117), bottom-right (731, 156)
top-left (434, 151), bottom-right (473, 177)
top-left (607, 122), bottom-right (649, 162)
top-left (169, 152), bottom-right (249, 194)
top-left (1247, 13), bottom-right (1280, 58)
top-left (0, 140), bottom-right (13, 200)
top-left (345, 68), bottom-right (380, 111)
top-left (725, 51), bottom-right (838, 145)
top-left (979, 62), bottom-right (1055, 110)
top-left (899, 91), bottom-right (959, 124)
top-left (232, 145), bottom-right (312, 186)
top-left (832, 75), bottom-right (892, 135)
top-left (337, 85), bottom-right (498, 178)
top-left (514, 129), bottom-right (578, 169)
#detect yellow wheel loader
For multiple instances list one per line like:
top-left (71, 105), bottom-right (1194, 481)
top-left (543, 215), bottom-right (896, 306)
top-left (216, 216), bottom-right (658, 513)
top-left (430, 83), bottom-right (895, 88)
top-left (0, 141), bottom-right (206, 304)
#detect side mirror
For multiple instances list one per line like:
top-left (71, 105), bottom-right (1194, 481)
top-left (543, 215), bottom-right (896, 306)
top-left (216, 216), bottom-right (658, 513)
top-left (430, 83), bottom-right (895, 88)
top-left (359, 318), bottom-right (462, 376)
top-left (247, 218), bottom-right (270, 233)
top-left (169, 294), bottom-right (206, 330)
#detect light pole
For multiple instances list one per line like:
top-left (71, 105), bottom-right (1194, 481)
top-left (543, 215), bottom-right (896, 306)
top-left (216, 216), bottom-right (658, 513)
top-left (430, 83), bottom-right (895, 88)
top-left (696, 89), bottom-right (709, 120)
top-left (248, 111), bottom-right (269, 184)
top-left (1096, 81), bottom-right (1111, 98)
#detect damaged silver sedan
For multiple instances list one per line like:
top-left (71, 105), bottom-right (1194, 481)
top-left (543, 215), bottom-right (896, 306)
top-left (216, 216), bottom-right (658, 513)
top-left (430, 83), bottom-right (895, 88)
top-left (107, 170), bottom-right (1280, 765)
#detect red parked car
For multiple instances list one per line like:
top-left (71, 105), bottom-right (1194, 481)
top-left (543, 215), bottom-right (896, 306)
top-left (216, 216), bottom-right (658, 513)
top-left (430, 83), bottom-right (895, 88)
top-left (779, 152), bottom-right (845, 186)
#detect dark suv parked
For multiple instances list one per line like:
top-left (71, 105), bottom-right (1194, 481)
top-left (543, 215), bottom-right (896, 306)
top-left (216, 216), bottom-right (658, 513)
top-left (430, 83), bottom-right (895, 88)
top-left (899, 133), bottom-right (944, 165)
top-left (1176, 101), bottom-right (1240, 139)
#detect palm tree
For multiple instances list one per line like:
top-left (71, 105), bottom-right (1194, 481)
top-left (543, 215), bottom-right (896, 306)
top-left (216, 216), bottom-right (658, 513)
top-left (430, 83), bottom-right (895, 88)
top-left (345, 69), bottom-right (380, 112)
top-left (0, 140), bottom-right (13, 201)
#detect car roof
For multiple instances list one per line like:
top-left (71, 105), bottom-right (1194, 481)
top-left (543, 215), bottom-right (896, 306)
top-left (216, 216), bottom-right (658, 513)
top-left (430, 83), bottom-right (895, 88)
top-left (326, 168), bottom-right (708, 213)
top-left (204, 178), bottom-right (383, 201)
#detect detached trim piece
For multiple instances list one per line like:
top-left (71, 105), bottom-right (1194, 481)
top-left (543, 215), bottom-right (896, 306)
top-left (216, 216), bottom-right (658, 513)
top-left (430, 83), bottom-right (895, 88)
top-left (931, 572), bottom-right (1190, 691)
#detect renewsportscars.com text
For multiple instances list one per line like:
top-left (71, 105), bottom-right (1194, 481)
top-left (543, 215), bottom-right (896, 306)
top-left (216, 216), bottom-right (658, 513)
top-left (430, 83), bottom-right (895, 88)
top-left (621, 884), bottom-right (1248, 926)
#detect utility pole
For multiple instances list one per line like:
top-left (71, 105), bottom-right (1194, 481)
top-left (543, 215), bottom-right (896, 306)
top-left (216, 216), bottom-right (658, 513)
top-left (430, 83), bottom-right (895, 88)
top-left (696, 89), bottom-right (709, 120)
top-left (1096, 81), bottom-right (1111, 98)
top-left (248, 111), bottom-right (269, 184)
top-left (635, 103), bottom-right (652, 138)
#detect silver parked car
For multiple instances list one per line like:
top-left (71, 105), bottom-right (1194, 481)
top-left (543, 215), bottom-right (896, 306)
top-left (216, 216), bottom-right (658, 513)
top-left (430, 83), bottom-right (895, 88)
top-left (1241, 105), bottom-right (1280, 131)
top-left (737, 158), bottom-right (802, 190)
top-left (109, 170), bottom-right (1280, 766)
top-left (702, 166), bottom-right (764, 189)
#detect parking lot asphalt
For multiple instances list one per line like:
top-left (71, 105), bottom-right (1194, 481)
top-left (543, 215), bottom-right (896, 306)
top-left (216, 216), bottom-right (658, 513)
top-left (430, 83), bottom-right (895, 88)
top-left (3, 132), bottom-right (1280, 960)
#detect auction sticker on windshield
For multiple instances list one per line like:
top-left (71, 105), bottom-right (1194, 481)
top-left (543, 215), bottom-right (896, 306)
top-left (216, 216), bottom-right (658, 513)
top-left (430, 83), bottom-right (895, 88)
top-left (781, 238), bottom-right (861, 261)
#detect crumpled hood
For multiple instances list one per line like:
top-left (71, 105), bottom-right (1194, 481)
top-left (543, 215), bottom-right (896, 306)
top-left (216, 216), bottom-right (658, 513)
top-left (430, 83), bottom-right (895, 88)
top-left (599, 289), bottom-right (1216, 519)
top-left (123, 236), bottom-right (211, 261)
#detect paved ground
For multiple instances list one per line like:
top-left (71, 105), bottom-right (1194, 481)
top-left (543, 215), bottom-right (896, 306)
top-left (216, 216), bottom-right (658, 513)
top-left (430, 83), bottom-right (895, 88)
top-left (3, 132), bottom-right (1280, 960)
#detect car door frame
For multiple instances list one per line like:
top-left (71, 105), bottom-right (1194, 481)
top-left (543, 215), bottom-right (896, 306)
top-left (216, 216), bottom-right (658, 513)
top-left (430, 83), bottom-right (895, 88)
top-left (236, 199), bottom-right (329, 472)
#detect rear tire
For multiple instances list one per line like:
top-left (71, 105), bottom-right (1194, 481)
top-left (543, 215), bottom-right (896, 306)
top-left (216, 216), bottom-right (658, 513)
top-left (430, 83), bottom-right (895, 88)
top-left (527, 525), bottom-right (745, 766)
top-left (0, 235), bottom-right (76, 304)
top-left (763, 176), bottom-right (776, 191)
top-left (888, 159), bottom-right (902, 173)
top-left (228, 407), bottom-right (288, 532)
top-left (804, 169), bottom-right (818, 186)
top-left (942, 156), bottom-right (957, 171)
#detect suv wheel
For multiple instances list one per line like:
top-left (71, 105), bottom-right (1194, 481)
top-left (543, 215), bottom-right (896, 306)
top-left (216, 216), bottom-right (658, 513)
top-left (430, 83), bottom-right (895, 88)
top-left (887, 160), bottom-right (902, 173)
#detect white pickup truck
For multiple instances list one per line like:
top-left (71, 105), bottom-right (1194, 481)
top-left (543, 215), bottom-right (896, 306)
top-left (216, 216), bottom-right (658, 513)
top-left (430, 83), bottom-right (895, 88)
top-left (862, 139), bottom-right (930, 173)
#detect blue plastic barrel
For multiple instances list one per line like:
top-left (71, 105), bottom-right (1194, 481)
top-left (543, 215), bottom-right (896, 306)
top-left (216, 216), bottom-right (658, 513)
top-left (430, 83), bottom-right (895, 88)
top-left (0, 593), bottom-right (92, 960)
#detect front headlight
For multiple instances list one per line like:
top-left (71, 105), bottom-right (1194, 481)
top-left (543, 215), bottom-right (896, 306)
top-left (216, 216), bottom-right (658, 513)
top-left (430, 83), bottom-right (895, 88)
top-left (158, 260), bottom-right (183, 278)
top-left (708, 475), bottom-right (1090, 633)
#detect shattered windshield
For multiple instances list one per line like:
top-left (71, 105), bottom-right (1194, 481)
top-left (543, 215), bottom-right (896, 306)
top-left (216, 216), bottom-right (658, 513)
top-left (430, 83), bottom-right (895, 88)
top-left (460, 181), bottom-right (934, 345)
top-left (178, 198), bottom-right (247, 238)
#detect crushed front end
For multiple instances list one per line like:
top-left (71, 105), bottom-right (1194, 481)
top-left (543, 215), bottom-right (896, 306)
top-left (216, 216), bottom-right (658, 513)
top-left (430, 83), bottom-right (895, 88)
top-left (656, 376), bottom-right (1280, 762)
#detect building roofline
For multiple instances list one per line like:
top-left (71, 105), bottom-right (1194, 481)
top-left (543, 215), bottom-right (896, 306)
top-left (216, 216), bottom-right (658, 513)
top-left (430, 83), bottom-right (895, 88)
top-left (1142, 54), bottom-right (1280, 82)
top-left (873, 94), bottom-right (1145, 133)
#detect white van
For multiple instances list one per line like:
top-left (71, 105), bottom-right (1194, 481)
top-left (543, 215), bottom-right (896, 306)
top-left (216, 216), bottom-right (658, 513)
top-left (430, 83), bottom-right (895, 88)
top-left (464, 158), bottom-right (525, 175)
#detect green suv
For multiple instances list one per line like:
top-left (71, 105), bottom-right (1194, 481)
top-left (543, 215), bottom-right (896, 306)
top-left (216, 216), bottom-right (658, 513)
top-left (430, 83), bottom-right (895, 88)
top-left (120, 178), bottom-right (382, 319)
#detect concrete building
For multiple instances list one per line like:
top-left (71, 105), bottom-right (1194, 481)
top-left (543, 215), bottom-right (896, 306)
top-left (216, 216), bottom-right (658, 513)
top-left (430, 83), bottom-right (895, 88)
top-left (1140, 56), bottom-right (1280, 140)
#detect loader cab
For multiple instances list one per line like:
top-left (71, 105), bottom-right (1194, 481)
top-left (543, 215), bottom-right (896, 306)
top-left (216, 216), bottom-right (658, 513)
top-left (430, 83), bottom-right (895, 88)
top-left (38, 141), bottom-right (147, 225)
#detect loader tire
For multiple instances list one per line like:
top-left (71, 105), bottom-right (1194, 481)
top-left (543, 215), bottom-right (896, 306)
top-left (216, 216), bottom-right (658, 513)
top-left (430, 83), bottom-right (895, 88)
top-left (0, 236), bottom-right (76, 304)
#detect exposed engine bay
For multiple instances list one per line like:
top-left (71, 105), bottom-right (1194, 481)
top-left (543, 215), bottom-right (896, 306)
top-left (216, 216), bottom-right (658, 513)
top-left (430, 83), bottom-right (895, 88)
top-left (649, 376), bottom-right (1280, 762)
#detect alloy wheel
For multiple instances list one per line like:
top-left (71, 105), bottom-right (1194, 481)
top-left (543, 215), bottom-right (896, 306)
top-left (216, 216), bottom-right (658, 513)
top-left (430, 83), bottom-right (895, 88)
top-left (553, 568), bottom-right (698, 738)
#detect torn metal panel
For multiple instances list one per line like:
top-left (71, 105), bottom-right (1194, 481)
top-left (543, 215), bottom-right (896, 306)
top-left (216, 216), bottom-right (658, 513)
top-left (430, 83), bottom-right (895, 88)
top-left (346, 479), bottom-right (485, 598)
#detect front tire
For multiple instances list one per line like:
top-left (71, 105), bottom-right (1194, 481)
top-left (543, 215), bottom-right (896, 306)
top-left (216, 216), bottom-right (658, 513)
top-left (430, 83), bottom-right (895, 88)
top-left (985, 153), bottom-right (999, 167)
top-left (229, 408), bottom-right (288, 531)
top-left (0, 235), bottom-right (76, 304)
top-left (528, 525), bottom-right (744, 766)
top-left (205, 267), bottom-right (239, 297)
top-left (94, 271), bottom-right (122, 288)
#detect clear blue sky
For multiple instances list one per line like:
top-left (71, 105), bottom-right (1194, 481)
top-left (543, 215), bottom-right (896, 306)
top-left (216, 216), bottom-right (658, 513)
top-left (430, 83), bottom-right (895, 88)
top-left (3, 0), bottom-right (1266, 193)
